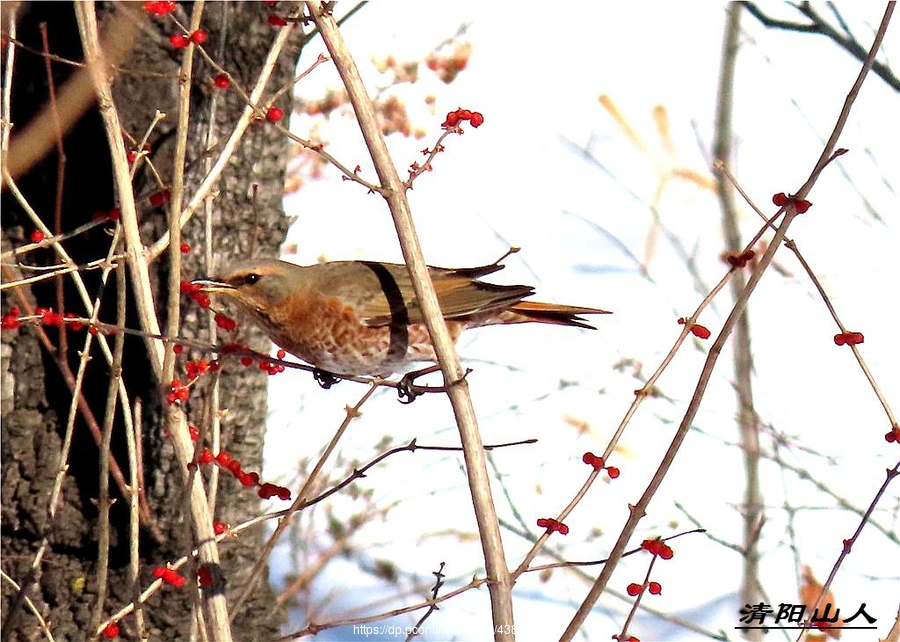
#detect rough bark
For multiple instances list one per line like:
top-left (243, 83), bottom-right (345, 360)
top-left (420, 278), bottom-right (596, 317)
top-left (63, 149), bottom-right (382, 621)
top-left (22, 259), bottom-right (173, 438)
top-left (2, 2), bottom-right (299, 639)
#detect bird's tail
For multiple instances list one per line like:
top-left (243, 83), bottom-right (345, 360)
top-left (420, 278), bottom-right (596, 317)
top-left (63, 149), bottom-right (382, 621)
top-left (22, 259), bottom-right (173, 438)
top-left (502, 301), bottom-right (611, 330)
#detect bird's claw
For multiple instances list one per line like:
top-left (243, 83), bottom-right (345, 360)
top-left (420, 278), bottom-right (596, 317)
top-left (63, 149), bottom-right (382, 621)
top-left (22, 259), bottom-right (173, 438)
top-left (396, 365), bottom-right (441, 404)
top-left (313, 368), bottom-right (342, 389)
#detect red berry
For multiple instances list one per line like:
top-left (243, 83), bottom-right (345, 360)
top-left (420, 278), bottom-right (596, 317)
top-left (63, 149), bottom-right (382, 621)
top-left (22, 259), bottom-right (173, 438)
top-left (214, 312), bottom-right (236, 331)
top-left (144, 1), bottom-right (176, 15)
top-left (690, 324), bottom-right (711, 339)
top-left (1, 310), bottom-right (21, 330)
top-left (148, 190), bottom-right (169, 207)
top-left (180, 243), bottom-right (191, 253)
top-left (258, 483), bottom-right (278, 499)
top-left (606, 466), bottom-right (620, 479)
top-left (213, 73), bottom-right (230, 89)
top-left (266, 106), bottom-right (284, 122)
top-left (101, 621), bottom-right (120, 638)
top-left (197, 565), bottom-right (214, 587)
top-left (626, 582), bottom-right (642, 596)
top-left (268, 14), bottom-right (288, 27)
top-left (63, 312), bottom-right (84, 331)
top-left (648, 581), bottom-right (662, 595)
top-left (30, 230), bottom-right (45, 243)
top-left (582, 452), bottom-right (604, 470)
top-left (190, 29), bottom-right (207, 44)
top-left (170, 33), bottom-right (189, 48)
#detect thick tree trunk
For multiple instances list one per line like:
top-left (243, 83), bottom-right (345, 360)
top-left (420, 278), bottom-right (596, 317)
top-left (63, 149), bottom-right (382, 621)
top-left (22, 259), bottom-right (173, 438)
top-left (2, 3), bottom-right (298, 639)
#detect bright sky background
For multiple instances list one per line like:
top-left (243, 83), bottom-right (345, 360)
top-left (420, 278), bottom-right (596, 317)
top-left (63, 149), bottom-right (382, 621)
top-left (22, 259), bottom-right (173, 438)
top-left (261, 3), bottom-right (899, 640)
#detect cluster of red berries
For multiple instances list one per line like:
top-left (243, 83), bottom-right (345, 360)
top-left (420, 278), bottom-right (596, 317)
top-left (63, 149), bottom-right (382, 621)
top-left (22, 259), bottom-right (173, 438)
top-left (153, 565), bottom-right (186, 588)
top-left (181, 280), bottom-right (211, 308)
top-left (170, 30), bottom-right (207, 48)
top-left (621, 537), bottom-right (675, 629)
top-left (185, 358), bottom-right (216, 380)
top-left (677, 318), bottom-right (711, 340)
top-left (214, 342), bottom-right (287, 376)
top-left (772, 192), bottom-right (812, 214)
top-left (214, 312), bottom-right (237, 331)
top-left (536, 517), bottom-right (569, 535)
top-left (724, 248), bottom-right (756, 269)
top-left (441, 108), bottom-right (484, 130)
top-left (0, 307), bottom-right (21, 330)
top-left (197, 448), bottom-right (291, 500)
top-left (143, 0), bottom-right (176, 15)
top-left (582, 452), bottom-right (621, 479)
top-left (92, 207), bottom-right (121, 222)
top-left (167, 379), bottom-right (190, 404)
top-left (641, 538), bottom-right (674, 559)
top-left (1, 307), bottom-right (88, 332)
top-left (833, 331), bottom-right (864, 346)
top-left (627, 581), bottom-right (662, 596)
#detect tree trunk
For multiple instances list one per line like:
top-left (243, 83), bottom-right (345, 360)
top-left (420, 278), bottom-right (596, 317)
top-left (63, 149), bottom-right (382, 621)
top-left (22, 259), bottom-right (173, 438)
top-left (2, 3), bottom-right (299, 639)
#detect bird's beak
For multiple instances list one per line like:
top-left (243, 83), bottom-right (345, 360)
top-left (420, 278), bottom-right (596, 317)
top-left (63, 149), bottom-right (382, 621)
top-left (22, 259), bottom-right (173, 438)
top-left (190, 278), bottom-right (235, 293)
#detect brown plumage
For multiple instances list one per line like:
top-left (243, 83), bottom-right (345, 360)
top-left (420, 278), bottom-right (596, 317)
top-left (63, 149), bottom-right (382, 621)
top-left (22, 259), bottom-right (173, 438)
top-left (192, 258), bottom-right (610, 376)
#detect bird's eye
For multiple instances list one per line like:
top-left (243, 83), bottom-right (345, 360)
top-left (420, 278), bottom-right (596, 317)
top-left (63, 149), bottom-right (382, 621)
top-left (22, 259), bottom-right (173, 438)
top-left (242, 273), bottom-right (261, 286)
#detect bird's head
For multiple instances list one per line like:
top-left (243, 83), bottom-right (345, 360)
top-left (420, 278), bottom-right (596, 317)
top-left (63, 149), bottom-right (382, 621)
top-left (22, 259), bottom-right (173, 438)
top-left (191, 258), bottom-right (299, 316)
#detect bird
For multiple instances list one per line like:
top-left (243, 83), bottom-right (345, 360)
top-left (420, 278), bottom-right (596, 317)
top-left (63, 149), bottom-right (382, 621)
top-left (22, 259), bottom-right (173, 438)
top-left (192, 258), bottom-right (610, 377)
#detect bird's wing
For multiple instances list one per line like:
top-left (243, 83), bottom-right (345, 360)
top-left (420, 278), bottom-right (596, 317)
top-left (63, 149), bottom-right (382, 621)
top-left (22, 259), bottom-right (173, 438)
top-left (356, 262), bottom-right (534, 327)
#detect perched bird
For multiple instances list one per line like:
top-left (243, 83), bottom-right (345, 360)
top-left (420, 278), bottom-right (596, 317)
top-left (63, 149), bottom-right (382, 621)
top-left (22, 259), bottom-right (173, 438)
top-left (192, 258), bottom-right (610, 377)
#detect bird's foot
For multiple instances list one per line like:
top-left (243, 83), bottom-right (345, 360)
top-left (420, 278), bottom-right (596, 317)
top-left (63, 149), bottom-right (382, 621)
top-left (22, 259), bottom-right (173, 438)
top-left (396, 366), bottom-right (472, 404)
top-left (313, 368), bottom-right (343, 389)
top-left (397, 365), bottom-right (442, 404)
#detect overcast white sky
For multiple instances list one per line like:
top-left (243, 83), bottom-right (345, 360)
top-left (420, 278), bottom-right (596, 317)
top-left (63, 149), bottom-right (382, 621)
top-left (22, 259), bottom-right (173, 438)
top-left (262, 4), bottom-right (899, 640)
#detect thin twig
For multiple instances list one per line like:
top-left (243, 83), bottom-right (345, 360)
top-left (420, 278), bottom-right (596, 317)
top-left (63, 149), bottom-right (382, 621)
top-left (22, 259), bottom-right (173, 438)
top-left (89, 239), bottom-right (127, 632)
top-left (712, 6), bottom-right (764, 635)
top-left (128, 400), bottom-right (147, 640)
top-left (0, 571), bottom-right (55, 642)
top-left (741, 1), bottom-right (900, 92)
